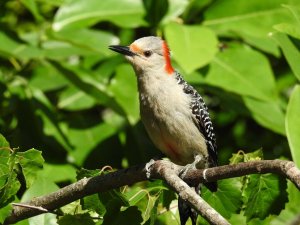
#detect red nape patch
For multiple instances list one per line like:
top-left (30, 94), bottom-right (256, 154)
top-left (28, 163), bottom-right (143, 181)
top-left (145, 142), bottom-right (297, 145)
top-left (162, 41), bottom-right (174, 75)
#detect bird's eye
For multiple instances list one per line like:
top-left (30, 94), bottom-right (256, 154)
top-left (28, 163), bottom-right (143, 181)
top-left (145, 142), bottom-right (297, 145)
top-left (143, 50), bottom-right (152, 57)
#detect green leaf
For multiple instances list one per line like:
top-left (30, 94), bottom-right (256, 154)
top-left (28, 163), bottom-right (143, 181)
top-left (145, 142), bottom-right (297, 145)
top-left (244, 174), bottom-right (283, 220)
top-left (125, 186), bottom-right (148, 206)
top-left (58, 213), bottom-right (95, 225)
top-left (68, 118), bottom-right (120, 166)
top-left (29, 63), bottom-right (69, 92)
top-left (21, 176), bottom-right (58, 201)
top-left (52, 28), bottom-right (119, 56)
top-left (53, 0), bottom-right (146, 31)
top-left (49, 61), bottom-right (125, 116)
top-left (16, 149), bottom-right (44, 188)
top-left (248, 217), bottom-right (273, 225)
top-left (0, 31), bottom-right (42, 61)
top-left (282, 4), bottom-right (300, 24)
top-left (161, 0), bottom-right (189, 25)
top-left (270, 181), bottom-right (300, 224)
top-left (202, 178), bottom-right (243, 218)
top-left (58, 86), bottom-right (96, 111)
top-left (99, 189), bottom-right (130, 208)
top-left (229, 214), bottom-right (247, 225)
top-left (102, 199), bottom-right (142, 225)
top-left (38, 163), bottom-right (77, 183)
top-left (205, 45), bottom-right (277, 101)
top-left (76, 168), bottom-right (101, 180)
top-left (274, 23), bottom-right (300, 39)
top-left (42, 40), bottom-right (96, 59)
top-left (0, 172), bottom-right (20, 208)
top-left (0, 148), bottom-right (20, 208)
top-left (203, 0), bottom-right (297, 39)
top-left (229, 149), bottom-right (264, 164)
top-left (0, 204), bottom-right (12, 224)
top-left (143, 195), bottom-right (160, 225)
top-left (109, 64), bottom-right (139, 124)
top-left (21, 175), bottom-right (59, 224)
top-left (161, 189), bottom-right (176, 210)
top-left (243, 149), bottom-right (264, 161)
top-left (243, 97), bottom-right (285, 135)
top-left (165, 23), bottom-right (218, 73)
top-left (0, 134), bottom-right (9, 148)
top-left (82, 194), bottom-right (106, 215)
top-left (31, 88), bottom-right (73, 152)
top-left (241, 32), bottom-right (280, 57)
top-left (20, 0), bottom-right (43, 22)
top-left (143, 0), bottom-right (169, 28)
top-left (286, 85), bottom-right (300, 167)
top-left (274, 3), bottom-right (300, 39)
top-left (270, 32), bottom-right (300, 81)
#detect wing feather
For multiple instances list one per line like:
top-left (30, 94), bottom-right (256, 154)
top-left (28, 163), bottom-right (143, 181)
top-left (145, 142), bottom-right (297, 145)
top-left (175, 71), bottom-right (217, 167)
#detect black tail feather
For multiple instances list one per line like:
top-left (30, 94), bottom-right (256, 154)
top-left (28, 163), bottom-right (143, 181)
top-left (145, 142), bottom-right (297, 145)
top-left (178, 185), bottom-right (200, 225)
top-left (178, 181), bottom-right (218, 225)
top-left (205, 181), bottom-right (218, 192)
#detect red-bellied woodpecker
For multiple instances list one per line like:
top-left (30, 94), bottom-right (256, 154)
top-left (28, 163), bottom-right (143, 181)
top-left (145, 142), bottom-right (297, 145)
top-left (109, 36), bottom-right (217, 225)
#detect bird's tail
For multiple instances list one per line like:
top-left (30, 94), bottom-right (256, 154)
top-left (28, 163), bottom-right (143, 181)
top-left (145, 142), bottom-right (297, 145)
top-left (178, 182), bottom-right (217, 225)
top-left (178, 185), bottom-right (200, 225)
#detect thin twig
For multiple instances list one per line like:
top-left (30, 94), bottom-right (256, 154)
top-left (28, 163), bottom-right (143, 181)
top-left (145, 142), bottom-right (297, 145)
top-left (11, 203), bottom-right (55, 214)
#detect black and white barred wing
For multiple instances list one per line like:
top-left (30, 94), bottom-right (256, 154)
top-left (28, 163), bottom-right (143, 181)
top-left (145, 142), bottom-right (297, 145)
top-left (175, 71), bottom-right (217, 167)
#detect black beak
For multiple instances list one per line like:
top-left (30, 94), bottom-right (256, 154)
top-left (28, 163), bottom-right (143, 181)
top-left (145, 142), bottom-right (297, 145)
top-left (109, 45), bottom-right (136, 56)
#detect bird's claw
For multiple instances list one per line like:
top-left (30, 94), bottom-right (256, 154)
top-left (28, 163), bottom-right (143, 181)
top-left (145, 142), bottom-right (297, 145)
top-left (179, 163), bottom-right (193, 179)
top-left (179, 155), bottom-right (204, 179)
top-left (145, 159), bottom-right (156, 179)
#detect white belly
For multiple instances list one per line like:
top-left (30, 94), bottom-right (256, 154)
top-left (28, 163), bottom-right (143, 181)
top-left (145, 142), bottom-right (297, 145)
top-left (138, 75), bottom-right (207, 166)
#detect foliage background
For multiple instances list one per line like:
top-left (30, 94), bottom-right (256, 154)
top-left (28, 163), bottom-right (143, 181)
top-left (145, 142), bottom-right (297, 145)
top-left (1, 0), bottom-right (300, 224)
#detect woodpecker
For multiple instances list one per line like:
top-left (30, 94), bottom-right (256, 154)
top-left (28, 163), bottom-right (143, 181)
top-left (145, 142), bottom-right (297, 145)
top-left (109, 36), bottom-right (217, 225)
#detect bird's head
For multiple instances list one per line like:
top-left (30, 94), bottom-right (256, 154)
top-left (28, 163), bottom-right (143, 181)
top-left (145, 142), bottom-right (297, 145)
top-left (109, 36), bottom-right (174, 75)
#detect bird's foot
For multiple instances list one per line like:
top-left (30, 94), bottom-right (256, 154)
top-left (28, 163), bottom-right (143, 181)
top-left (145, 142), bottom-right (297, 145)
top-left (179, 155), bottom-right (203, 179)
top-left (145, 159), bottom-right (156, 179)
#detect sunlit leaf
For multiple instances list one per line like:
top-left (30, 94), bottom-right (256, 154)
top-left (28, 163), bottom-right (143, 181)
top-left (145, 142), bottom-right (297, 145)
top-left (165, 23), bottom-right (218, 73)
top-left (58, 86), bottom-right (96, 111)
top-left (0, 204), bottom-right (12, 224)
top-left (0, 134), bottom-right (9, 148)
top-left (203, 0), bottom-right (298, 38)
top-left (161, 0), bottom-right (189, 25)
top-left (21, 176), bottom-right (57, 200)
top-left (53, 0), bottom-right (146, 31)
top-left (29, 64), bottom-right (69, 92)
top-left (109, 64), bottom-right (139, 124)
top-left (49, 61), bottom-right (125, 115)
top-left (270, 32), bottom-right (300, 81)
top-left (243, 97), bottom-right (285, 135)
top-left (286, 85), bottom-right (300, 167)
top-left (0, 31), bottom-right (42, 61)
top-left (37, 163), bottom-right (76, 183)
top-left (205, 45), bottom-right (277, 101)
top-left (16, 149), bottom-right (44, 188)
top-left (52, 28), bottom-right (119, 56)
top-left (67, 118), bottom-right (120, 166)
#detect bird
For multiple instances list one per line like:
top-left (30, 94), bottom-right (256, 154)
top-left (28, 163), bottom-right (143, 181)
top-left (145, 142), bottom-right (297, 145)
top-left (109, 36), bottom-right (217, 225)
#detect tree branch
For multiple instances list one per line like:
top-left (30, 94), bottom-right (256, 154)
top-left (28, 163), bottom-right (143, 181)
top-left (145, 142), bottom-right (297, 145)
top-left (3, 160), bottom-right (300, 225)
